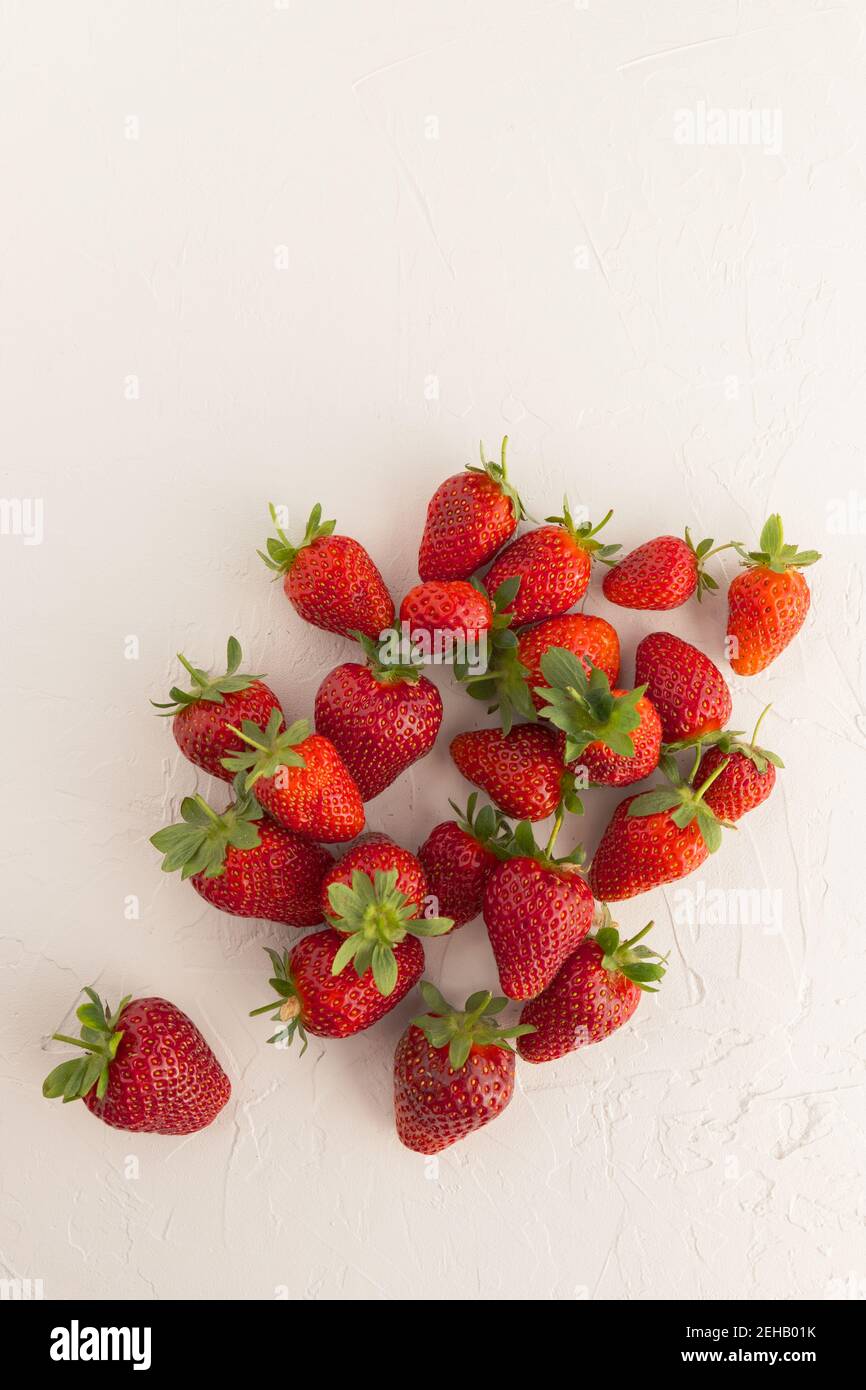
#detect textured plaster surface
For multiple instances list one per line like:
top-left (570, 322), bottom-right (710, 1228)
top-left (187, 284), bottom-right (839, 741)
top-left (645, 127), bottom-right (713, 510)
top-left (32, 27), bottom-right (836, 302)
top-left (2, 0), bottom-right (865, 1301)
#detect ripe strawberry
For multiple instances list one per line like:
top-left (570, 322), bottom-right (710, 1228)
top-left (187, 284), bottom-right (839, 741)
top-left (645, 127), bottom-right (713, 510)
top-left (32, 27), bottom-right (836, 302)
top-left (483, 818), bottom-right (593, 1000)
top-left (150, 776), bottom-right (332, 928)
top-left (417, 795), bottom-right (510, 928)
top-left (394, 982), bottom-right (534, 1154)
top-left (483, 499), bottom-right (620, 626)
top-left (450, 724), bottom-right (574, 822)
top-left (588, 755), bottom-right (730, 901)
top-left (602, 530), bottom-right (734, 610)
top-left (222, 710), bottom-right (365, 843)
top-left (418, 436), bottom-right (525, 581)
top-left (727, 514), bottom-right (821, 674)
top-left (518, 912), bottom-right (667, 1062)
top-left (152, 635), bottom-right (282, 781)
top-left (520, 613), bottom-right (620, 710)
top-left (693, 706), bottom-right (782, 821)
top-left (314, 634), bottom-right (442, 801)
top-left (259, 502), bottom-right (394, 641)
top-left (399, 580), bottom-right (493, 645)
top-left (43, 989), bottom-right (230, 1135)
top-left (322, 833), bottom-right (428, 921)
top-left (634, 631), bottom-right (731, 743)
top-left (251, 933), bottom-right (424, 1051)
top-left (535, 647), bottom-right (661, 787)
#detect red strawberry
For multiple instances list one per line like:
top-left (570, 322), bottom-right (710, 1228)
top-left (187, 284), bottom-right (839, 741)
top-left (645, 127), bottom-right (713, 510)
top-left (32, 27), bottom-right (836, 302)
top-left (727, 514), bottom-right (821, 674)
top-left (259, 502), bottom-right (394, 641)
top-left (322, 833), bottom-right (428, 921)
top-left (535, 647), bottom-right (661, 787)
top-left (693, 706), bottom-right (782, 822)
top-left (482, 819), bottom-right (594, 1000)
top-left (394, 982), bottom-right (533, 1154)
top-left (221, 710), bottom-right (365, 843)
top-left (518, 913), bottom-right (666, 1062)
top-left (417, 795), bottom-right (510, 928)
top-left (150, 777), bottom-right (332, 928)
top-left (603, 530), bottom-right (734, 610)
top-left (152, 636), bottom-right (282, 781)
top-left (418, 436), bottom-right (525, 581)
top-left (588, 757), bottom-right (730, 901)
top-left (520, 613), bottom-right (620, 709)
top-left (314, 635), bottom-right (442, 801)
top-left (399, 580), bottom-right (493, 645)
top-left (43, 989), bottom-right (230, 1135)
top-left (250, 934), bottom-right (424, 1051)
top-left (634, 631), bottom-right (731, 743)
top-left (450, 724), bottom-right (571, 822)
top-left (484, 500), bottom-right (620, 626)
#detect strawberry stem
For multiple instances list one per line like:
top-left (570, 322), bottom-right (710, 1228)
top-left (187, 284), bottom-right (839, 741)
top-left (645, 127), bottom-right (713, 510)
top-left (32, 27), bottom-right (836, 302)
top-left (225, 723), bottom-right (268, 753)
top-left (751, 703), bottom-right (772, 745)
top-left (544, 805), bottom-right (565, 858)
top-left (621, 921), bottom-right (655, 950)
top-left (694, 756), bottom-right (730, 801)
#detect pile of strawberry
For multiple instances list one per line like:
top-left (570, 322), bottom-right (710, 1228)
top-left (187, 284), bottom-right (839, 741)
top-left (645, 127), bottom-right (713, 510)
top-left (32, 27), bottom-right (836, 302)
top-left (44, 442), bottom-right (820, 1155)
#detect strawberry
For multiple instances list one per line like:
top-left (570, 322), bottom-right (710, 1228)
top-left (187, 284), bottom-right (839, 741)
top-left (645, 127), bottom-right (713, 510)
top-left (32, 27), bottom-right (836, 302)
top-left (259, 502), bottom-right (394, 641)
top-left (483, 817), bottom-right (593, 1000)
top-left (727, 514), bottom-right (821, 674)
top-left (535, 647), bottom-right (661, 787)
top-left (518, 912), bottom-right (667, 1062)
top-left (634, 631), bottom-right (732, 743)
top-left (394, 982), bottom-right (534, 1154)
top-left (322, 833), bottom-right (428, 921)
top-left (399, 580), bottom-right (493, 645)
top-left (588, 753), bottom-right (730, 901)
top-left (417, 795), bottom-right (511, 928)
top-left (314, 634), bottom-right (442, 801)
top-left (693, 706), bottom-right (782, 821)
top-left (418, 436), bottom-right (525, 581)
top-left (520, 613), bottom-right (620, 710)
top-left (483, 499), bottom-right (620, 626)
top-left (602, 530), bottom-right (734, 610)
top-left (250, 935), bottom-right (423, 1052)
top-left (150, 776), bottom-right (332, 928)
top-left (43, 989), bottom-right (230, 1135)
top-left (151, 635), bottom-right (282, 781)
top-left (221, 710), bottom-right (365, 843)
top-left (450, 723), bottom-right (576, 822)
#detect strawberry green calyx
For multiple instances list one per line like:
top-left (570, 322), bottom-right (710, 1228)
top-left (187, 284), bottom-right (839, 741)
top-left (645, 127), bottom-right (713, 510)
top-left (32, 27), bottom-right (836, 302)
top-left (150, 775), bottom-right (263, 879)
top-left (43, 988), bottom-right (131, 1104)
top-left (448, 792), bottom-right (512, 856)
top-left (151, 636), bottom-right (264, 715)
top-left (627, 749), bottom-right (731, 852)
top-left (663, 705), bottom-right (784, 774)
top-left (535, 647), bottom-right (645, 761)
top-left (457, 577), bottom-right (535, 734)
top-left (258, 502), bottom-right (337, 577)
top-left (734, 514), bottom-right (821, 575)
top-left (592, 910), bottom-right (668, 993)
top-left (466, 436), bottom-right (526, 523)
top-left (499, 812), bottom-right (587, 870)
top-left (683, 529), bottom-right (737, 601)
top-left (411, 981), bottom-right (535, 1070)
top-left (249, 948), bottom-right (308, 1053)
top-left (327, 871), bottom-right (454, 997)
top-left (546, 497), bottom-right (620, 566)
top-left (350, 629), bottom-right (425, 685)
top-left (221, 709), bottom-right (305, 788)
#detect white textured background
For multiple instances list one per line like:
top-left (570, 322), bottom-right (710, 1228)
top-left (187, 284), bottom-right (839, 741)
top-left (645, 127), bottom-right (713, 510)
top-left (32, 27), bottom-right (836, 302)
top-left (2, 0), bottom-right (865, 1302)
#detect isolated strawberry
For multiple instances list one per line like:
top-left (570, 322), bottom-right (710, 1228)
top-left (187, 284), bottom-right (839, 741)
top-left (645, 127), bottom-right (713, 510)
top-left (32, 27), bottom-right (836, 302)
top-left (43, 989), bottom-right (230, 1135)
top-left (314, 634), bottom-right (442, 801)
top-left (250, 935), bottom-right (423, 1052)
top-left (634, 631), bottom-right (731, 743)
top-left (483, 499), bottom-right (620, 626)
top-left (518, 912), bottom-right (666, 1062)
top-left (150, 776), bottom-right (332, 928)
top-left (152, 635), bottom-right (282, 781)
top-left (221, 710), bottom-right (365, 843)
top-left (693, 706), bottom-right (782, 821)
top-left (588, 754), bottom-right (730, 901)
top-left (418, 795), bottom-right (510, 928)
top-left (602, 530), bottom-right (734, 610)
top-left (535, 647), bottom-right (661, 787)
top-left (399, 580), bottom-right (493, 645)
top-left (727, 514), bottom-right (821, 674)
top-left (450, 724), bottom-right (578, 822)
top-left (418, 437), bottom-right (525, 581)
top-left (394, 982), bottom-right (534, 1154)
top-left (259, 502), bottom-right (394, 641)
top-left (483, 817), bottom-right (593, 1000)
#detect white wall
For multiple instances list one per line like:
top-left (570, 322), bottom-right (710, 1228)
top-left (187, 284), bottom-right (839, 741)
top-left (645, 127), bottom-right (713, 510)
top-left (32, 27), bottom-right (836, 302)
top-left (2, 0), bottom-right (864, 1301)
